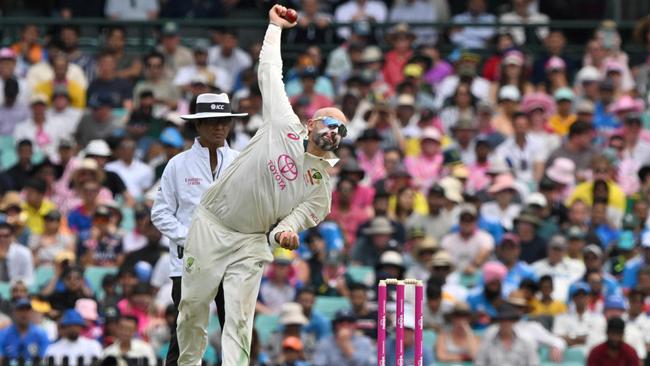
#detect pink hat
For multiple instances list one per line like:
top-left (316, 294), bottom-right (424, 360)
top-left (420, 127), bottom-right (441, 142)
top-left (546, 158), bottom-right (575, 186)
top-left (75, 298), bottom-right (98, 321)
top-left (608, 95), bottom-right (644, 114)
top-left (488, 173), bottom-right (516, 194)
top-left (604, 59), bottom-right (624, 73)
top-left (483, 261), bottom-right (507, 283)
top-left (502, 50), bottom-right (524, 67)
top-left (545, 56), bottom-right (566, 71)
top-left (0, 48), bottom-right (16, 60)
top-left (521, 92), bottom-right (556, 116)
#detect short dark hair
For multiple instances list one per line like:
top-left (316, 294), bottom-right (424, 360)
top-left (120, 315), bottom-right (139, 327)
top-left (519, 278), bottom-right (539, 292)
top-left (628, 289), bottom-right (644, 301)
top-left (512, 111), bottom-right (528, 122)
top-left (348, 282), bottom-right (368, 292)
top-left (295, 286), bottom-right (317, 299)
top-left (638, 265), bottom-right (650, 278)
top-left (426, 278), bottom-right (443, 300)
top-left (539, 275), bottom-right (553, 286)
top-left (24, 178), bottom-right (47, 194)
top-left (144, 51), bottom-right (165, 65)
top-left (568, 121), bottom-right (592, 138)
top-left (3, 77), bottom-right (19, 98)
top-left (0, 222), bottom-right (13, 234)
top-left (17, 139), bottom-right (33, 149)
top-left (607, 316), bottom-right (625, 334)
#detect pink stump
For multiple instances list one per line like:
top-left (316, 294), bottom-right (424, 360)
top-left (377, 282), bottom-right (387, 366)
top-left (414, 282), bottom-right (424, 366)
top-left (396, 281), bottom-right (405, 366)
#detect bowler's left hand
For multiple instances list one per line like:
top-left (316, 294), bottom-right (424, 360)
top-left (275, 231), bottom-right (299, 250)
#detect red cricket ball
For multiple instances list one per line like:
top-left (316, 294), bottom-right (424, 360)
top-left (282, 8), bottom-right (298, 23)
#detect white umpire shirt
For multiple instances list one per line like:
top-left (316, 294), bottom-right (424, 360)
top-left (151, 138), bottom-right (239, 277)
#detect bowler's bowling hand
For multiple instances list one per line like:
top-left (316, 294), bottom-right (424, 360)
top-left (269, 5), bottom-right (297, 29)
top-left (275, 231), bottom-right (300, 250)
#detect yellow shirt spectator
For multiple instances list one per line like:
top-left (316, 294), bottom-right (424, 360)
top-left (547, 113), bottom-right (577, 136)
top-left (21, 199), bottom-right (56, 235)
top-left (566, 180), bottom-right (626, 213)
top-left (33, 81), bottom-right (86, 109)
top-left (530, 298), bottom-right (567, 316)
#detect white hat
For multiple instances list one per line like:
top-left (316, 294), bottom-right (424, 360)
top-left (279, 302), bottom-right (309, 326)
top-left (576, 66), bottom-right (602, 83)
top-left (420, 127), bottom-right (441, 142)
top-left (498, 85), bottom-right (521, 102)
top-left (525, 192), bottom-right (547, 208)
top-left (84, 139), bottom-right (112, 157)
top-left (379, 251), bottom-right (404, 268)
top-left (180, 93), bottom-right (248, 120)
top-left (546, 158), bottom-right (575, 186)
top-left (438, 176), bottom-right (463, 203)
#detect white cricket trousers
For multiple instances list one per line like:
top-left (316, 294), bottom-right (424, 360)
top-left (177, 206), bottom-right (273, 365)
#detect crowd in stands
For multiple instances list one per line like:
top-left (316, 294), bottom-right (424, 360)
top-left (2, 0), bottom-right (650, 365)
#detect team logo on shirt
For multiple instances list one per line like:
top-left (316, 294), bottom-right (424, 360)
top-left (304, 169), bottom-right (322, 185)
top-left (277, 154), bottom-right (298, 181)
top-left (287, 133), bottom-right (300, 141)
top-left (185, 177), bottom-right (202, 186)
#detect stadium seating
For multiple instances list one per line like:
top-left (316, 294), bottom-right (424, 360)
top-left (313, 296), bottom-right (350, 319)
top-left (254, 314), bottom-right (279, 345)
top-left (84, 266), bottom-right (118, 298)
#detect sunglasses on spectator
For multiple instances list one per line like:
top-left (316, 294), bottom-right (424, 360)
top-left (314, 116), bottom-right (347, 138)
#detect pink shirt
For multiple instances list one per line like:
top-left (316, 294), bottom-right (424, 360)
top-left (327, 205), bottom-right (370, 245)
top-left (331, 185), bottom-right (375, 212)
top-left (357, 151), bottom-right (386, 184)
top-left (404, 154), bottom-right (443, 192)
top-left (467, 162), bottom-right (491, 193)
top-left (117, 299), bottom-right (151, 338)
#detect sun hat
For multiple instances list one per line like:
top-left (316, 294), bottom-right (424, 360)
top-left (502, 50), bottom-right (524, 66)
top-left (84, 140), bottom-right (112, 157)
top-left (498, 85), bottom-right (521, 102)
top-left (279, 303), bottom-right (308, 326)
top-left (488, 174), bottom-right (516, 194)
top-left (525, 192), bottom-right (547, 208)
top-left (75, 298), bottom-right (98, 321)
top-left (420, 127), bottom-right (441, 142)
top-left (546, 158), bottom-right (575, 186)
top-left (521, 92), bottom-right (556, 115)
top-left (545, 56), bottom-right (566, 71)
top-left (608, 95), bottom-right (645, 114)
top-left (180, 93), bottom-right (248, 120)
top-left (431, 250), bottom-right (454, 267)
top-left (362, 217), bottom-right (395, 235)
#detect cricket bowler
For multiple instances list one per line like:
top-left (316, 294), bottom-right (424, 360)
top-left (176, 5), bottom-right (348, 365)
top-left (151, 93), bottom-right (244, 365)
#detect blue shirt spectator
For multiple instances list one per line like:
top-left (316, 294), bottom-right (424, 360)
top-left (0, 300), bottom-right (49, 360)
top-left (622, 235), bottom-right (650, 289)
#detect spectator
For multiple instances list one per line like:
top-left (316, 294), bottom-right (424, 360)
top-left (290, 67), bottom-right (334, 117)
top-left (265, 302), bottom-right (312, 364)
top-left (11, 24), bottom-right (43, 72)
top-left (532, 30), bottom-right (577, 87)
top-left (295, 287), bottom-right (331, 341)
top-left (14, 93), bottom-right (67, 159)
top-left (467, 261), bottom-right (507, 328)
top-left (174, 40), bottom-right (232, 95)
top-left (450, 0), bottom-right (496, 49)
top-left (328, 177), bottom-right (371, 245)
top-left (546, 121), bottom-right (595, 179)
top-left (439, 82), bottom-right (477, 133)
top-left (499, 0), bottom-right (550, 46)
top-left (207, 29), bottom-right (252, 81)
top-left (156, 22), bottom-right (193, 77)
top-left (435, 51), bottom-right (490, 109)
top-left (552, 282), bottom-right (605, 351)
top-left (0, 48), bottom-right (30, 106)
top-left (0, 298), bottom-right (49, 361)
top-left (529, 275), bottom-right (568, 315)
top-left (78, 205), bottom-right (124, 267)
top-left (389, 0), bottom-right (437, 46)
top-left (0, 76), bottom-right (30, 138)
top-left (46, 85), bottom-right (83, 142)
top-left (352, 217), bottom-right (398, 267)
top-left (567, 155), bottom-right (626, 218)
top-left (405, 236), bottom-right (438, 282)
top-left (588, 295), bottom-right (647, 360)
top-left (28, 210), bottom-right (73, 267)
top-left (475, 303), bottom-right (539, 366)
top-left (33, 53), bottom-right (86, 109)
top-left (481, 174), bottom-right (522, 231)
top-left (105, 138), bottom-right (154, 199)
top-left (495, 233), bottom-right (537, 296)
top-left (587, 317), bottom-right (639, 366)
top-left (347, 283), bottom-right (376, 340)
top-left (20, 178), bottom-right (55, 235)
top-left (259, 255), bottom-right (298, 314)
top-left (407, 185), bottom-right (455, 241)
top-left (386, 307), bottom-right (434, 366)
top-left (325, 22), bottom-right (371, 85)
top-left (0, 222), bottom-right (34, 285)
top-left (44, 264), bottom-right (93, 311)
top-left (59, 25), bottom-right (95, 82)
top-left (287, 0), bottom-right (333, 45)
top-left (435, 302), bottom-right (480, 363)
top-left (101, 315), bottom-right (157, 365)
top-left (133, 52), bottom-right (180, 113)
top-left (532, 235), bottom-right (583, 301)
top-left (44, 309), bottom-right (103, 365)
top-left (334, 0), bottom-right (387, 40)
top-left (489, 51), bottom-right (533, 105)
top-left (105, 0), bottom-right (159, 20)
top-left (312, 309), bottom-right (375, 366)
top-left (86, 51), bottom-right (133, 110)
top-left (74, 93), bottom-right (122, 147)
top-left (441, 204), bottom-right (494, 274)
top-left (277, 336), bottom-right (309, 366)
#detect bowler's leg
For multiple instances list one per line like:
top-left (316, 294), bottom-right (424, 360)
top-left (220, 256), bottom-right (266, 366)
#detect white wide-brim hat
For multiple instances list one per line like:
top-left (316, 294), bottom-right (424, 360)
top-left (180, 93), bottom-right (248, 120)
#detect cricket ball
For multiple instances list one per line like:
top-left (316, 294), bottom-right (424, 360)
top-left (282, 8), bottom-right (298, 23)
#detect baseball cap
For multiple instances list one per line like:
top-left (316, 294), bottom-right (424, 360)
top-left (60, 309), bottom-right (86, 327)
top-left (282, 336), bottom-right (303, 351)
top-left (14, 298), bottom-right (32, 310)
top-left (545, 56), bottom-right (566, 71)
top-left (0, 48), bottom-right (16, 60)
top-left (576, 100), bottom-right (595, 114)
top-left (498, 85), bottom-right (521, 102)
top-left (30, 93), bottom-right (49, 105)
top-left (618, 231), bottom-right (636, 251)
top-left (333, 309), bottom-right (356, 324)
top-left (420, 127), bottom-right (441, 142)
top-left (458, 203), bottom-right (477, 218)
top-left (525, 192), bottom-right (547, 208)
top-left (554, 87), bottom-right (575, 101)
top-left (44, 210), bottom-right (62, 221)
top-left (583, 244), bottom-right (603, 258)
top-left (162, 21), bottom-right (179, 36)
top-left (567, 226), bottom-right (586, 240)
top-left (548, 235), bottom-right (567, 249)
top-left (500, 233), bottom-right (520, 246)
top-left (570, 282), bottom-right (590, 298)
top-left (160, 127), bottom-right (184, 149)
top-left (84, 139), bottom-right (112, 157)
